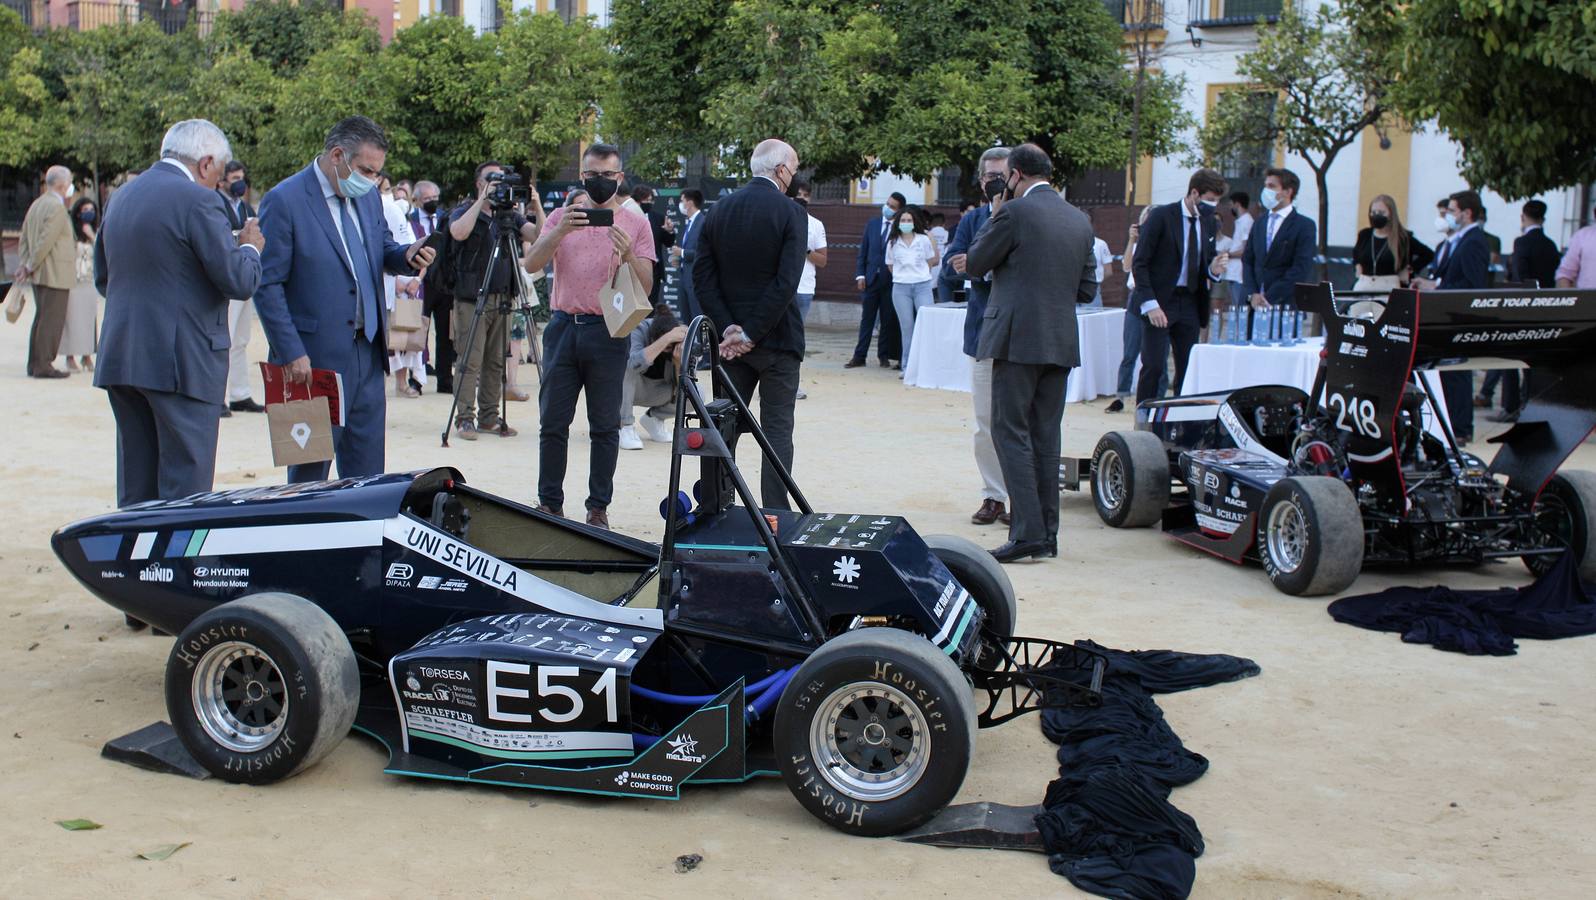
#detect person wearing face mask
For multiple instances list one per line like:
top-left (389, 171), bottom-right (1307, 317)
top-left (14, 166), bottom-right (80, 379)
top-left (1240, 168), bottom-right (1317, 331)
top-left (253, 116), bottom-right (438, 483)
top-left (215, 160), bottom-right (265, 416)
top-left (58, 197), bottom-right (101, 375)
top-left (92, 119), bottom-right (264, 506)
top-left (1132, 168), bottom-right (1230, 406)
top-left (522, 143), bottom-right (657, 528)
top-left (1421, 189), bottom-right (1491, 444)
top-left (965, 143), bottom-right (1097, 563)
top-left (444, 161), bottom-right (544, 440)
top-left (1352, 194), bottom-right (1432, 291)
top-left (885, 205), bottom-right (940, 364)
top-left (631, 184), bottom-right (676, 308)
top-left (407, 180), bottom-right (453, 393)
top-left (691, 138), bottom-right (808, 510)
top-left (1207, 191), bottom-right (1252, 342)
top-left (846, 191), bottom-right (907, 368)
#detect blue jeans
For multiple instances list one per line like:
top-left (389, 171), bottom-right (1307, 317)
top-left (795, 293), bottom-right (812, 322)
top-left (1115, 304), bottom-right (1167, 398)
top-left (538, 312), bottom-right (629, 511)
top-left (891, 280), bottom-right (935, 362)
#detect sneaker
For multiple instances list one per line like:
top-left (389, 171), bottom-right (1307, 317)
top-left (618, 425), bottom-right (644, 450)
top-left (638, 416), bottom-right (672, 443)
top-left (1105, 398), bottom-right (1125, 413)
top-left (456, 420), bottom-right (478, 441)
top-left (796, 389), bottom-right (808, 400)
top-left (585, 508), bottom-right (610, 530)
top-left (481, 419), bottom-right (519, 438)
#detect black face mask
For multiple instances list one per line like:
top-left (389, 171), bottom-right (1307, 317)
top-left (421, 200), bottom-right (439, 215)
top-left (1368, 213), bottom-right (1389, 229)
top-left (983, 178), bottom-right (1005, 202)
top-left (583, 175), bottom-right (619, 204)
top-left (794, 197), bottom-right (809, 208)
top-left (1197, 200), bottom-right (1216, 217)
top-left (639, 201), bottom-right (653, 214)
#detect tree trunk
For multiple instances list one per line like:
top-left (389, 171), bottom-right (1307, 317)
top-left (1313, 161), bottom-right (1330, 281)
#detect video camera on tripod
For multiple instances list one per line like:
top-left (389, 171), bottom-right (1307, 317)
top-left (484, 171), bottom-right (529, 211)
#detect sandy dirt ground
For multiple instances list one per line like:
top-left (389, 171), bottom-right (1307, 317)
top-left (1, 313), bottom-right (1592, 900)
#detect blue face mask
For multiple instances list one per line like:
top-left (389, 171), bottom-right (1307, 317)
top-left (79, 208), bottom-right (96, 224)
top-left (1259, 187), bottom-right (1279, 210)
top-left (1444, 212), bottom-right (1460, 231)
top-left (334, 155), bottom-right (376, 200)
top-left (882, 203), bottom-right (895, 219)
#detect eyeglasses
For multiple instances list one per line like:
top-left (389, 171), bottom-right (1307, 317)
top-left (580, 170), bottom-right (622, 180)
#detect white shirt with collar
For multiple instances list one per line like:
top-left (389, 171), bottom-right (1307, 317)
top-left (1449, 220), bottom-right (1480, 247)
top-left (312, 159), bottom-right (363, 278)
top-left (1140, 199), bottom-right (1209, 315)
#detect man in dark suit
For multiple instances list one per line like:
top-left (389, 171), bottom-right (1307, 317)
top-left (847, 191), bottom-right (905, 368)
top-left (1480, 199), bottom-right (1563, 419)
top-left (408, 180), bottom-right (453, 393)
top-left (217, 160), bottom-right (266, 416)
top-left (693, 138), bottom-right (808, 509)
top-left (966, 143), bottom-right (1097, 563)
top-left (1241, 166), bottom-right (1318, 337)
top-left (1132, 168), bottom-right (1230, 405)
top-left (941, 145), bottom-right (1011, 527)
top-left (676, 189), bottom-right (705, 323)
top-left (632, 184), bottom-right (676, 306)
top-left (1425, 189), bottom-right (1492, 442)
top-left (94, 119), bottom-right (264, 506)
top-left (254, 116), bottom-right (436, 482)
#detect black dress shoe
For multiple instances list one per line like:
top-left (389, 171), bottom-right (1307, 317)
top-left (1105, 398), bottom-right (1125, 413)
top-left (989, 539), bottom-right (1048, 563)
top-left (879, 358), bottom-right (892, 368)
top-left (436, 381), bottom-right (454, 395)
top-left (220, 407), bottom-right (232, 418)
top-left (1045, 535), bottom-right (1058, 558)
top-left (229, 398), bottom-right (266, 413)
top-left (844, 358), bottom-right (865, 369)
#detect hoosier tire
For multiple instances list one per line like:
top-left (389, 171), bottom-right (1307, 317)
top-left (1092, 430), bottom-right (1171, 528)
top-left (922, 533), bottom-right (1018, 643)
top-left (1257, 477), bottom-right (1364, 596)
top-left (774, 629), bottom-right (975, 837)
top-left (165, 592), bottom-right (358, 785)
top-left (1525, 470), bottom-right (1596, 581)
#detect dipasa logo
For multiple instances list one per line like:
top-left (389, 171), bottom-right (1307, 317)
top-left (139, 563), bottom-right (174, 583)
top-left (385, 563), bottom-right (414, 587)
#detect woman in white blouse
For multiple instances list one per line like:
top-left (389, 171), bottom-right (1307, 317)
top-left (885, 206), bottom-right (939, 367)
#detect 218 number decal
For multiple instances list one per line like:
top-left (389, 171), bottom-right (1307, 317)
top-left (485, 661), bottom-right (619, 725)
top-left (1327, 392), bottom-right (1382, 440)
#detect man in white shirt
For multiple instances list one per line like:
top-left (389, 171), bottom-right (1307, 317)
top-left (1086, 236), bottom-right (1113, 308)
top-left (791, 182), bottom-right (827, 399)
top-left (1209, 190), bottom-right (1252, 342)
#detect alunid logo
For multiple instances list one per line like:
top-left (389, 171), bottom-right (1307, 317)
top-left (139, 563), bottom-right (175, 583)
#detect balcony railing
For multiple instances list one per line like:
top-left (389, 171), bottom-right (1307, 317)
top-left (1103, 0), bottom-right (1166, 31)
top-left (1188, 0), bottom-right (1282, 27)
top-left (1, 0), bottom-right (48, 29)
top-left (65, 1), bottom-right (214, 36)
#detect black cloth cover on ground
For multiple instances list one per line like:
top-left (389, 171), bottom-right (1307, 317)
top-left (1327, 551), bottom-right (1596, 655)
top-left (1035, 641), bottom-right (1261, 900)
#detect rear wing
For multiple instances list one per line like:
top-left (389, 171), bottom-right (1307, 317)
top-left (1296, 282), bottom-right (1596, 497)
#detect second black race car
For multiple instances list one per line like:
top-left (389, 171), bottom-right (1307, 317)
top-left (1068, 283), bottom-right (1596, 595)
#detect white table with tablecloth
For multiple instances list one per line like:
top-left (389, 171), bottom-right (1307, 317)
top-left (903, 305), bottom-right (1126, 403)
top-left (1180, 336), bottom-right (1455, 437)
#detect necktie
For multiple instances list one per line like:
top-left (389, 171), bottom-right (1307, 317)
top-left (339, 197), bottom-right (377, 342)
top-left (1186, 214), bottom-right (1201, 288)
top-left (1267, 213), bottom-right (1280, 253)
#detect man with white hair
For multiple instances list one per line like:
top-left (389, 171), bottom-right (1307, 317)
top-left (93, 119), bottom-right (265, 506)
top-left (692, 138), bottom-right (808, 509)
top-left (14, 165), bottom-right (78, 378)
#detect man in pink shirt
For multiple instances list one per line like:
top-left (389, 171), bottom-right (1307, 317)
top-left (522, 143), bottom-right (655, 529)
top-left (1556, 204), bottom-right (1596, 289)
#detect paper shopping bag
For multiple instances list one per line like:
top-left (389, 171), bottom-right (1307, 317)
top-left (598, 263), bottom-right (651, 338)
top-left (386, 317), bottom-right (429, 353)
top-left (390, 296), bottom-right (425, 332)
top-left (3, 280), bottom-right (31, 324)
top-left (266, 395), bottom-right (335, 468)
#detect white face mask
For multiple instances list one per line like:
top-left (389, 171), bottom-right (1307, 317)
top-left (1434, 216), bottom-right (1451, 234)
top-left (394, 198), bottom-right (411, 214)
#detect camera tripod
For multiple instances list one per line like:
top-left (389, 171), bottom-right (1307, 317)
top-left (438, 209), bottom-right (538, 448)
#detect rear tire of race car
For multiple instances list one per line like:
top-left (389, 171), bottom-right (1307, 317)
top-left (164, 592), bottom-right (359, 785)
top-left (1524, 470), bottom-right (1596, 581)
top-left (774, 628), bottom-right (975, 837)
top-left (1092, 430), bottom-right (1170, 528)
top-left (923, 533), bottom-right (1018, 643)
top-left (1257, 477), bottom-right (1364, 597)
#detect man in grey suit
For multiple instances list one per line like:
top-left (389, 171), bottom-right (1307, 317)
top-left (94, 119), bottom-right (265, 507)
top-left (966, 143), bottom-right (1096, 563)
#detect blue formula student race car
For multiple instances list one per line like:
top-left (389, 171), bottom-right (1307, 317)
top-left (52, 318), bottom-right (1104, 837)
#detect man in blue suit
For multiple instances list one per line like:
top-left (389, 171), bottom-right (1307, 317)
top-left (676, 189), bottom-right (705, 323)
top-left (846, 191), bottom-right (905, 368)
top-left (941, 146), bottom-right (1011, 526)
top-left (1426, 189), bottom-right (1492, 442)
top-left (1241, 166), bottom-right (1318, 330)
top-left (254, 116), bottom-right (436, 482)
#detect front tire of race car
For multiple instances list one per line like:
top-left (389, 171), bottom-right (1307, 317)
top-left (923, 533), bottom-right (1017, 647)
top-left (1257, 477), bottom-right (1364, 596)
top-left (774, 628), bottom-right (975, 837)
top-left (1524, 470), bottom-right (1596, 581)
top-left (165, 592), bottom-right (359, 785)
top-left (1092, 430), bottom-right (1170, 528)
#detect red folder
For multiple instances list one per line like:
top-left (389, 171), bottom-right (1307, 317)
top-left (260, 362), bottom-right (345, 427)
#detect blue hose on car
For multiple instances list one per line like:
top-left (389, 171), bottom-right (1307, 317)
top-left (631, 667), bottom-right (795, 748)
